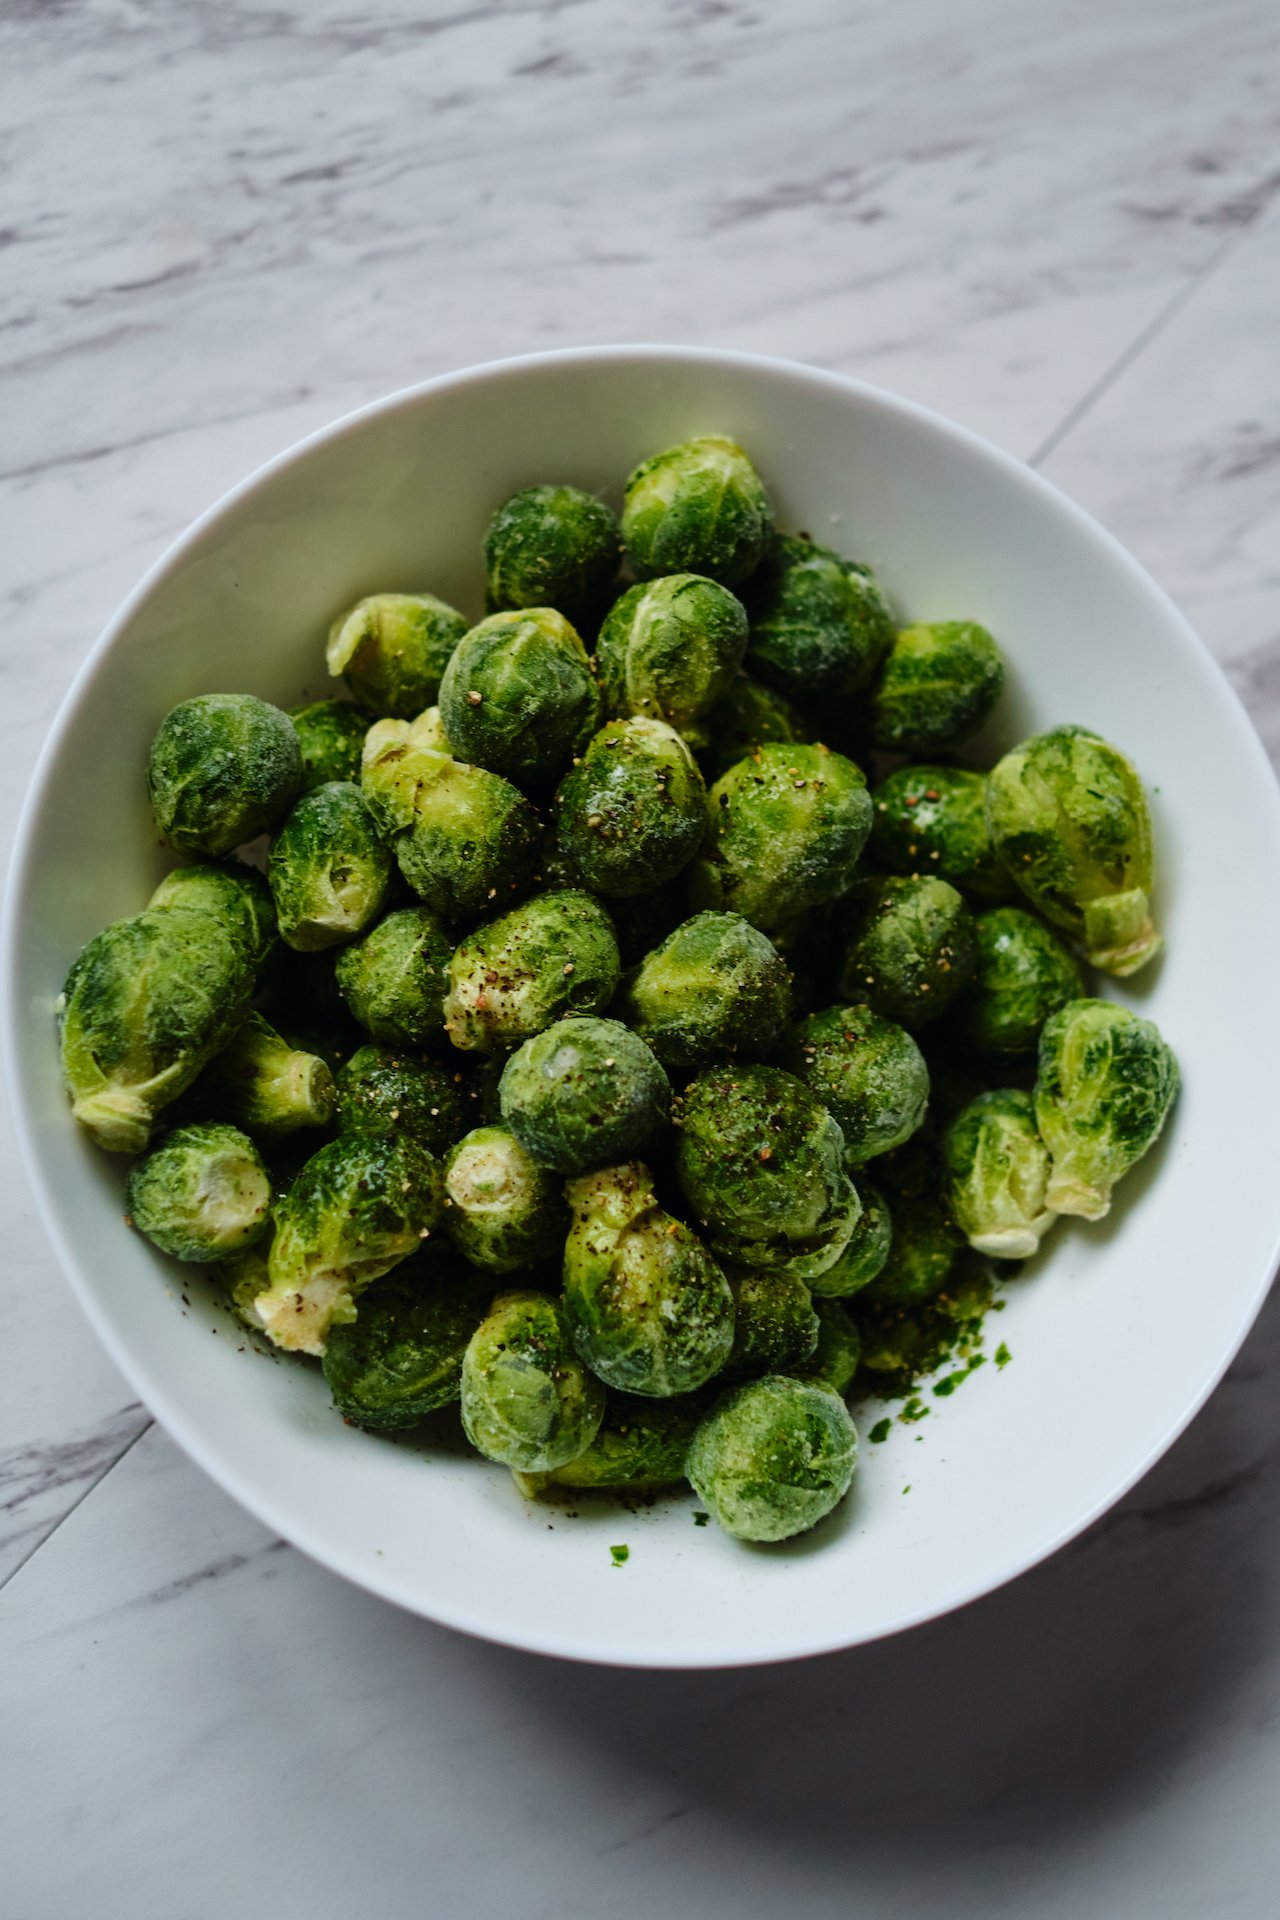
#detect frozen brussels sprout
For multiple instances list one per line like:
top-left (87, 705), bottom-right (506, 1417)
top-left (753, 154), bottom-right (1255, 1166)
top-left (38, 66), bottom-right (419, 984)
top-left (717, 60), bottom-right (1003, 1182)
top-left (839, 876), bottom-right (978, 1029)
top-left (499, 1016), bottom-right (670, 1175)
top-left (985, 726), bottom-right (1161, 975)
top-left (943, 1089), bottom-right (1054, 1259)
top-left (720, 1270), bottom-right (819, 1383)
top-left (622, 436), bottom-right (773, 587)
top-left (461, 1291), bottom-right (605, 1472)
top-left (269, 782), bottom-right (394, 952)
top-left (437, 608), bottom-right (599, 788)
top-left (613, 911), bottom-right (792, 1073)
top-left (516, 1388), bottom-right (702, 1495)
top-left (289, 701), bottom-right (368, 792)
top-left (861, 1142), bottom-right (964, 1304)
top-left (335, 1045), bottom-right (466, 1156)
top-left (791, 1297), bottom-right (862, 1396)
top-left (147, 694), bottom-right (302, 857)
top-left (562, 1162), bottom-right (735, 1396)
top-left (687, 1375), bottom-right (857, 1542)
top-left (59, 908), bottom-right (256, 1154)
top-left (950, 906), bottom-right (1086, 1062)
top-left (443, 890), bottom-right (620, 1054)
top-left (1035, 999), bottom-right (1178, 1219)
top-left (187, 1011), bottom-right (335, 1139)
top-left (125, 1122), bottom-right (271, 1263)
top-left (866, 622), bottom-right (1004, 755)
top-left (772, 1004), bottom-right (929, 1166)
top-left (690, 742), bottom-right (872, 932)
top-left (554, 717), bottom-right (708, 898)
top-left (595, 575), bottom-right (749, 748)
top-left (868, 765), bottom-right (1016, 905)
top-left (327, 592), bottom-right (469, 719)
top-left (484, 484), bottom-right (622, 625)
top-left (745, 535), bottom-right (895, 704)
top-left (321, 1249), bottom-right (491, 1432)
top-left (806, 1174), bottom-right (892, 1297)
top-left (676, 1065), bottom-right (861, 1281)
top-left (333, 905), bottom-right (453, 1049)
top-left (702, 673), bottom-right (810, 784)
top-left (361, 737), bottom-right (540, 917)
top-left (443, 1125), bottom-right (569, 1273)
top-left (252, 1133), bottom-right (445, 1354)
top-left (148, 859), bottom-right (278, 970)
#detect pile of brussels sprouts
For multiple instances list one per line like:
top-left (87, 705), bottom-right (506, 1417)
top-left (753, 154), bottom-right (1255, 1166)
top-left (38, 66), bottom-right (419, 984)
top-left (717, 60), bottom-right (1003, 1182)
top-left (57, 434), bottom-right (1179, 1548)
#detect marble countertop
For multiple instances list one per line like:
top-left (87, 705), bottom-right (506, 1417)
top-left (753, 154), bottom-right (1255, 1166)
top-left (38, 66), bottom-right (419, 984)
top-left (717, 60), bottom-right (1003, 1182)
top-left (5, 3), bottom-right (1280, 1913)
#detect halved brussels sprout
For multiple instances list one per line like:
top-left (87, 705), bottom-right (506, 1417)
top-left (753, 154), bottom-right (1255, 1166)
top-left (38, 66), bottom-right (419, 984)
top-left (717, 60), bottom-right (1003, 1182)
top-left (719, 1270), bottom-right (819, 1383)
top-left (443, 890), bottom-right (620, 1054)
top-left (943, 1089), bottom-right (1054, 1259)
top-left (126, 1122), bottom-right (271, 1262)
top-left (461, 1291), bottom-right (605, 1472)
top-left (148, 860), bottom-right (278, 970)
top-left (327, 592), bottom-right (469, 718)
top-left (333, 905), bottom-right (453, 1049)
top-left (437, 608), bottom-right (599, 788)
top-left (613, 911), bottom-right (791, 1072)
top-left (361, 737), bottom-right (540, 917)
top-left (443, 1125), bottom-right (569, 1273)
top-left (595, 573), bottom-right (750, 750)
top-left (554, 717), bottom-right (708, 898)
top-left (186, 1011), bottom-right (335, 1139)
top-left (701, 673), bottom-right (810, 784)
top-left (269, 781), bottom-right (394, 952)
top-left (622, 436), bottom-right (773, 587)
top-left (483, 484), bottom-right (621, 625)
top-left (949, 905), bottom-right (1085, 1062)
top-left (148, 694), bottom-right (302, 857)
top-left (868, 765), bottom-right (1017, 904)
top-left (772, 1003), bottom-right (929, 1165)
top-left (334, 1045), bottom-right (467, 1156)
top-left (1035, 999), bottom-right (1178, 1219)
top-left (322, 1250), bottom-right (492, 1431)
top-left (806, 1175), bottom-right (892, 1297)
top-left (866, 622), bottom-right (1004, 755)
top-left (687, 1375), bottom-right (857, 1542)
top-left (499, 1016), bottom-right (670, 1175)
top-left (289, 701), bottom-right (368, 792)
top-left (839, 876), bottom-right (978, 1029)
top-left (745, 535), bottom-right (895, 704)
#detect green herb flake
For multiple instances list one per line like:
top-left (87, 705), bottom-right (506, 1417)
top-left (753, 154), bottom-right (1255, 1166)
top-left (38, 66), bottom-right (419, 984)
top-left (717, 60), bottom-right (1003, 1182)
top-left (868, 1418), bottom-right (892, 1445)
top-left (900, 1395), bottom-right (929, 1425)
top-left (995, 1342), bottom-right (1012, 1369)
top-left (902, 1485), bottom-right (911, 1494)
top-left (610, 1544), bottom-right (630, 1567)
top-left (693, 1511), bottom-right (710, 1527)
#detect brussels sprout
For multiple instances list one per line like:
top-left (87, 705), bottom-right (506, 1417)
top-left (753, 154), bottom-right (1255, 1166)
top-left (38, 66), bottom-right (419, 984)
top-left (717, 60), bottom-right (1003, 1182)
top-left (613, 911), bottom-right (792, 1073)
top-left (461, 1291), bottom-right (605, 1471)
top-left (563, 1161), bottom-right (735, 1396)
top-left (268, 782), bottom-right (394, 953)
top-left (147, 694), bottom-right (302, 857)
top-left (622, 436), bottom-right (773, 587)
top-left (405, 705), bottom-right (453, 755)
top-left (321, 1249), bottom-right (492, 1432)
top-left (689, 742), bottom-right (872, 932)
top-left (806, 1175), bottom-right (892, 1297)
top-left (596, 575), bottom-right (749, 748)
top-left (839, 876), bottom-right (978, 1029)
top-left (443, 1125), bottom-right (569, 1273)
top-left (687, 1375), bottom-right (857, 1542)
top-left (868, 765), bottom-right (1017, 904)
top-left (333, 905), bottom-right (453, 1048)
top-left (701, 673), bottom-right (810, 784)
top-left (516, 1388), bottom-right (702, 1495)
top-left (772, 1004), bottom-right (929, 1166)
top-left (791, 1297), bottom-right (862, 1395)
top-left (949, 906), bottom-right (1085, 1062)
top-left (327, 592), bottom-right (469, 719)
top-left (437, 608), bottom-right (599, 788)
top-left (148, 860), bottom-right (278, 970)
top-left (443, 891), bottom-right (620, 1054)
top-left (554, 717), bottom-right (708, 898)
top-left (1034, 999), bottom-right (1178, 1219)
top-left (865, 622), bottom-right (1004, 755)
top-left (361, 737), bottom-right (540, 917)
top-left (985, 726), bottom-right (1161, 975)
top-left (499, 1016), bottom-right (670, 1175)
top-left (860, 1142), bottom-right (963, 1304)
top-left (943, 1089), bottom-right (1054, 1259)
top-left (125, 1122), bottom-right (271, 1262)
top-left (675, 1065), bottom-right (861, 1280)
top-left (252, 1134), bottom-right (445, 1354)
top-left (744, 535), bottom-right (895, 704)
top-left (334, 1045), bottom-right (466, 1156)
top-left (720, 1270), bottom-right (819, 1383)
top-left (59, 909), bottom-right (256, 1154)
top-left (187, 1011), bottom-right (335, 1139)
top-left (220, 1230), bottom-right (276, 1330)
top-left (289, 701), bottom-right (368, 792)
top-left (484, 484), bottom-right (622, 625)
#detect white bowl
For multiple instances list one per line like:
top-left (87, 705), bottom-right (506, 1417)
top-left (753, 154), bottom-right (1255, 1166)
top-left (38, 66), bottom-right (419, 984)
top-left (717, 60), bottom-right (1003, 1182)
top-left (7, 346), bottom-right (1280, 1669)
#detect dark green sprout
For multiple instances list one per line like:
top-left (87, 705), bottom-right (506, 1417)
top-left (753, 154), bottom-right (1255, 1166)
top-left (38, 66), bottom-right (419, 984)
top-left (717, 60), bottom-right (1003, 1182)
top-left (322, 1249), bottom-right (493, 1432)
top-left (701, 673), bottom-right (810, 784)
top-left (744, 535), bottom-right (895, 704)
top-left (289, 701), bottom-right (369, 792)
top-left (361, 735), bottom-right (540, 917)
top-left (943, 1089), bottom-right (1054, 1259)
top-left (147, 694), bottom-right (302, 857)
top-left (868, 765), bottom-right (1017, 904)
top-left (443, 1125), bottom-right (570, 1273)
top-left (483, 484), bottom-right (622, 626)
top-left (334, 1045), bottom-right (467, 1157)
top-left (622, 436), bottom-right (773, 588)
top-left (791, 1298), bottom-right (861, 1396)
top-left (563, 1161), bottom-right (735, 1397)
top-left (148, 859), bottom-right (278, 971)
top-left (461, 1290), bottom-right (606, 1472)
top-left (806, 1175), bottom-right (892, 1298)
top-left (515, 1388), bottom-right (703, 1496)
top-left (839, 876), bottom-right (978, 1029)
top-left (269, 781), bottom-right (394, 952)
top-left (860, 1141), bottom-right (964, 1305)
top-left (443, 890), bottom-right (620, 1054)
top-left (59, 908), bottom-right (256, 1154)
top-left (334, 906), bottom-right (454, 1049)
top-left (687, 1375), bottom-right (857, 1542)
top-left (595, 575), bottom-right (750, 749)
top-left (985, 726), bottom-right (1161, 975)
top-left (690, 742), bottom-right (872, 932)
top-left (125, 1122), bottom-right (271, 1263)
top-left (866, 621), bottom-right (1004, 755)
top-left (186, 1011), bottom-right (335, 1139)
top-left (1035, 999), bottom-right (1178, 1220)
top-left (612, 911), bottom-right (792, 1072)
top-left (326, 592), bottom-right (469, 719)
top-left (675, 1065), bottom-right (862, 1282)
top-left (949, 906), bottom-right (1085, 1062)
top-left (719, 1271), bottom-right (819, 1383)
top-left (499, 1016), bottom-right (670, 1175)
top-left (772, 1003), bottom-right (929, 1166)
top-left (554, 717), bottom-right (708, 898)
top-left (437, 608), bottom-right (600, 788)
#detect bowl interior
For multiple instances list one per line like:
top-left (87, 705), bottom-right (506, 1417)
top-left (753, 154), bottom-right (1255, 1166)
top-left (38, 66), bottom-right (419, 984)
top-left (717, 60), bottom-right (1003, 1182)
top-left (8, 346), bottom-right (1280, 1668)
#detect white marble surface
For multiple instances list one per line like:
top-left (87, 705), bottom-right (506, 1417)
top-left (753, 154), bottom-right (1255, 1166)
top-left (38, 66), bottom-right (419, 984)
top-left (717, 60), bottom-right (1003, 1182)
top-left (5, 1), bottom-right (1280, 1911)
